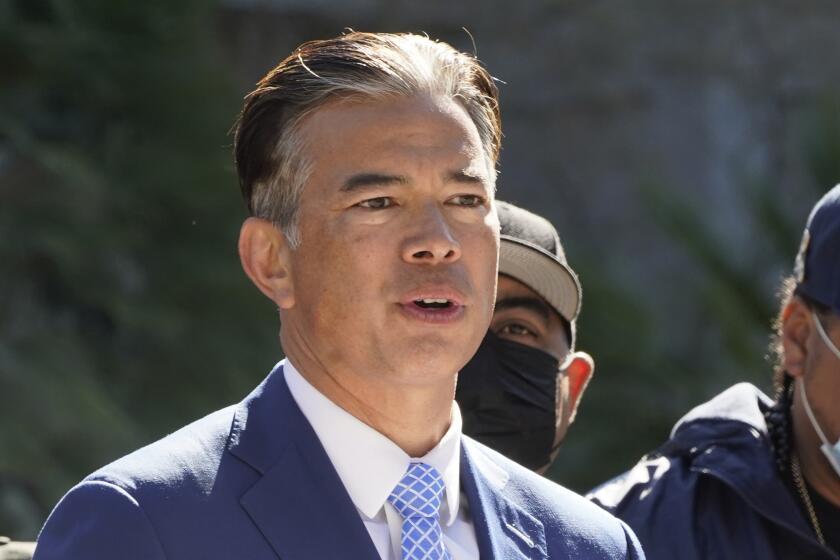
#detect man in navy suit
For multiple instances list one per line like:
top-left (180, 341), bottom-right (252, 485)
top-left (34, 32), bottom-right (644, 559)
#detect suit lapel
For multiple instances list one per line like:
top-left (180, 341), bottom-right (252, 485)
top-left (229, 365), bottom-right (380, 559)
top-left (460, 439), bottom-right (548, 560)
top-left (228, 366), bottom-right (548, 559)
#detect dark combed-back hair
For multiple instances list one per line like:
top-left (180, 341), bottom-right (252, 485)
top-left (232, 31), bottom-right (501, 248)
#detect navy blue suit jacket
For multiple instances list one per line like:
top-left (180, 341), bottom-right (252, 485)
top-left (35, 365), bottom-right (643, 559)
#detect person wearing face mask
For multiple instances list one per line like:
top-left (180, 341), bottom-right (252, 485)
top-left (456, 201), bottom-right (594, 473)
top-left (589, 185), bottom-right (840, 559)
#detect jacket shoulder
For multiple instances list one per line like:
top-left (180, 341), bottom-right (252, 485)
top-left (85, 404), bottom-right (239, 495)
top-left (588, 384), bottom-right (778, 559)
top-left (35, 480), bottom-right (167, 560)
top-left (36, 405), bottom-right (246, 559)
top-left (591, 383), bottom-right (773, 508)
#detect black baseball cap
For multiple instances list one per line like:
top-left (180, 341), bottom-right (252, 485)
top-left (794, 184), bottom-right (840, 316)
top-left (496, 201), bottom-right (582, 346)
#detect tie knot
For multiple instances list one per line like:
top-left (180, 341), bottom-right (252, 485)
top-left (388, 462), bottom-right (445, 519)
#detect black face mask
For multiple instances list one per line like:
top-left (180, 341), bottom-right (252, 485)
top-left (456, 331), bottom-right (562, 471)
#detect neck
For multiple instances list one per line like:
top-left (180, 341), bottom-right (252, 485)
top-left (792, 395), bottom-right (840, 508)
top-left (285, 346), bottom-right (455, 458)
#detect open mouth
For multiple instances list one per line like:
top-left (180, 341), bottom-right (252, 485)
top-left (413, 298), bottom-right (454, 310)
top-left (401, 296), bottom-right (463, 324)
top-left (399, 287), bottom-right (465, 324)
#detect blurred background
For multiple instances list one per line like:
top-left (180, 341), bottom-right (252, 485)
top-left (2, 0), bottom-right (840, 540)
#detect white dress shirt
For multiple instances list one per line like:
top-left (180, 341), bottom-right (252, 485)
top-left (283, 359), bottom-right (480, 559)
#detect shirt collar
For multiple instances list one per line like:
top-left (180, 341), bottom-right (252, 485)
top-left (282, 358), bottom-right (463, 526)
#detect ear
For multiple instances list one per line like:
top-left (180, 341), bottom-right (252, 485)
top-left (563, 351), bottom-right (594, 423)
top-left (542, 351), bottom-right (595, 474)
top-left (781, 298), bottom-right (811, 379)
top-left (238, 217), bottom-right (295, 309)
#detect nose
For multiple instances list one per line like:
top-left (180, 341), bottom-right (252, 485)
top-left (401, 204), bottom-right (462, 264)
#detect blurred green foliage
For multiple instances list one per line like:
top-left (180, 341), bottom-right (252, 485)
top-left (549, 98), bottom-right (840, 489)
top-left (0, 0), bottom-right (279, 537)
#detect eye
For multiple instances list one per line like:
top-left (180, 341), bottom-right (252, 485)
top-left (449, 194), bottom-right (485, 207)
top-left (356, 197), bottom-right (395, 210)
top-left (498, 322), bottom-right (538, 338)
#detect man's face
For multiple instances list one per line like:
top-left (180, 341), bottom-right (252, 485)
top-left (281, 94), bottom-right (499, 387)
top-left (491, 274), bottom-right (570, 361)
top-left (490, 273), bottom-right (592, 471)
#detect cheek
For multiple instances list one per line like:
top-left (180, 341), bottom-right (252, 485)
top-left (303, 227), bottom-right (390, 306)
top-left (352, 233), bottom-right (385, 269)
top-left (556, 376), bottom-right (569, 414)
top-left (545, 333), bottom-right (570, 362)
top-left (463, 226), bottom-right (499, 277)
top-left (478, 251), bottom-right (500, 307)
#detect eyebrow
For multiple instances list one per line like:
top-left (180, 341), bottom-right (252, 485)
top-left (494, 296), bottom-right (553, 322)
top-left (340, 169), bottom-right (488, 193)
top-left (340, 173), bottom-right (407, 192)
top-left (447, 169), bottom-right (487, 185)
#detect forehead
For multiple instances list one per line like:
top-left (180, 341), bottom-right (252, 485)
top-left (495, 274), bottom-right (563, 329)
top-left (297, 94), bottom-right (490, 183)
top-left (497, 274), bottom-right (543, 301)
top-left (495, 274), bottom-right (571, 356)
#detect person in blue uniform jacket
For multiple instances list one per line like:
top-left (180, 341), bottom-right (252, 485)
top-left (590, 185), bottom-right (840, 559)
top-left (34, 32), bottom-right (644, 560)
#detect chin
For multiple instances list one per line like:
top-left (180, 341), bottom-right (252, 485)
top-left (393, 348), bottom-right (463, 381)
top-left (374, 324), bottom-right (484, 378)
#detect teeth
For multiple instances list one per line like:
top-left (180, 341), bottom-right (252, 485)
top-left (420, 298), bottom-right (449, 304)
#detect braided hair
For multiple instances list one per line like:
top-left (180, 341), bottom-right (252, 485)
top-left (765, 373), bottom-right (794, 473)
top-left (764, 274), bottom-right (834, 474)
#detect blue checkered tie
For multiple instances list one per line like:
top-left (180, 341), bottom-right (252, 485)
top-left (387, 462), bottom-right (453, 560)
